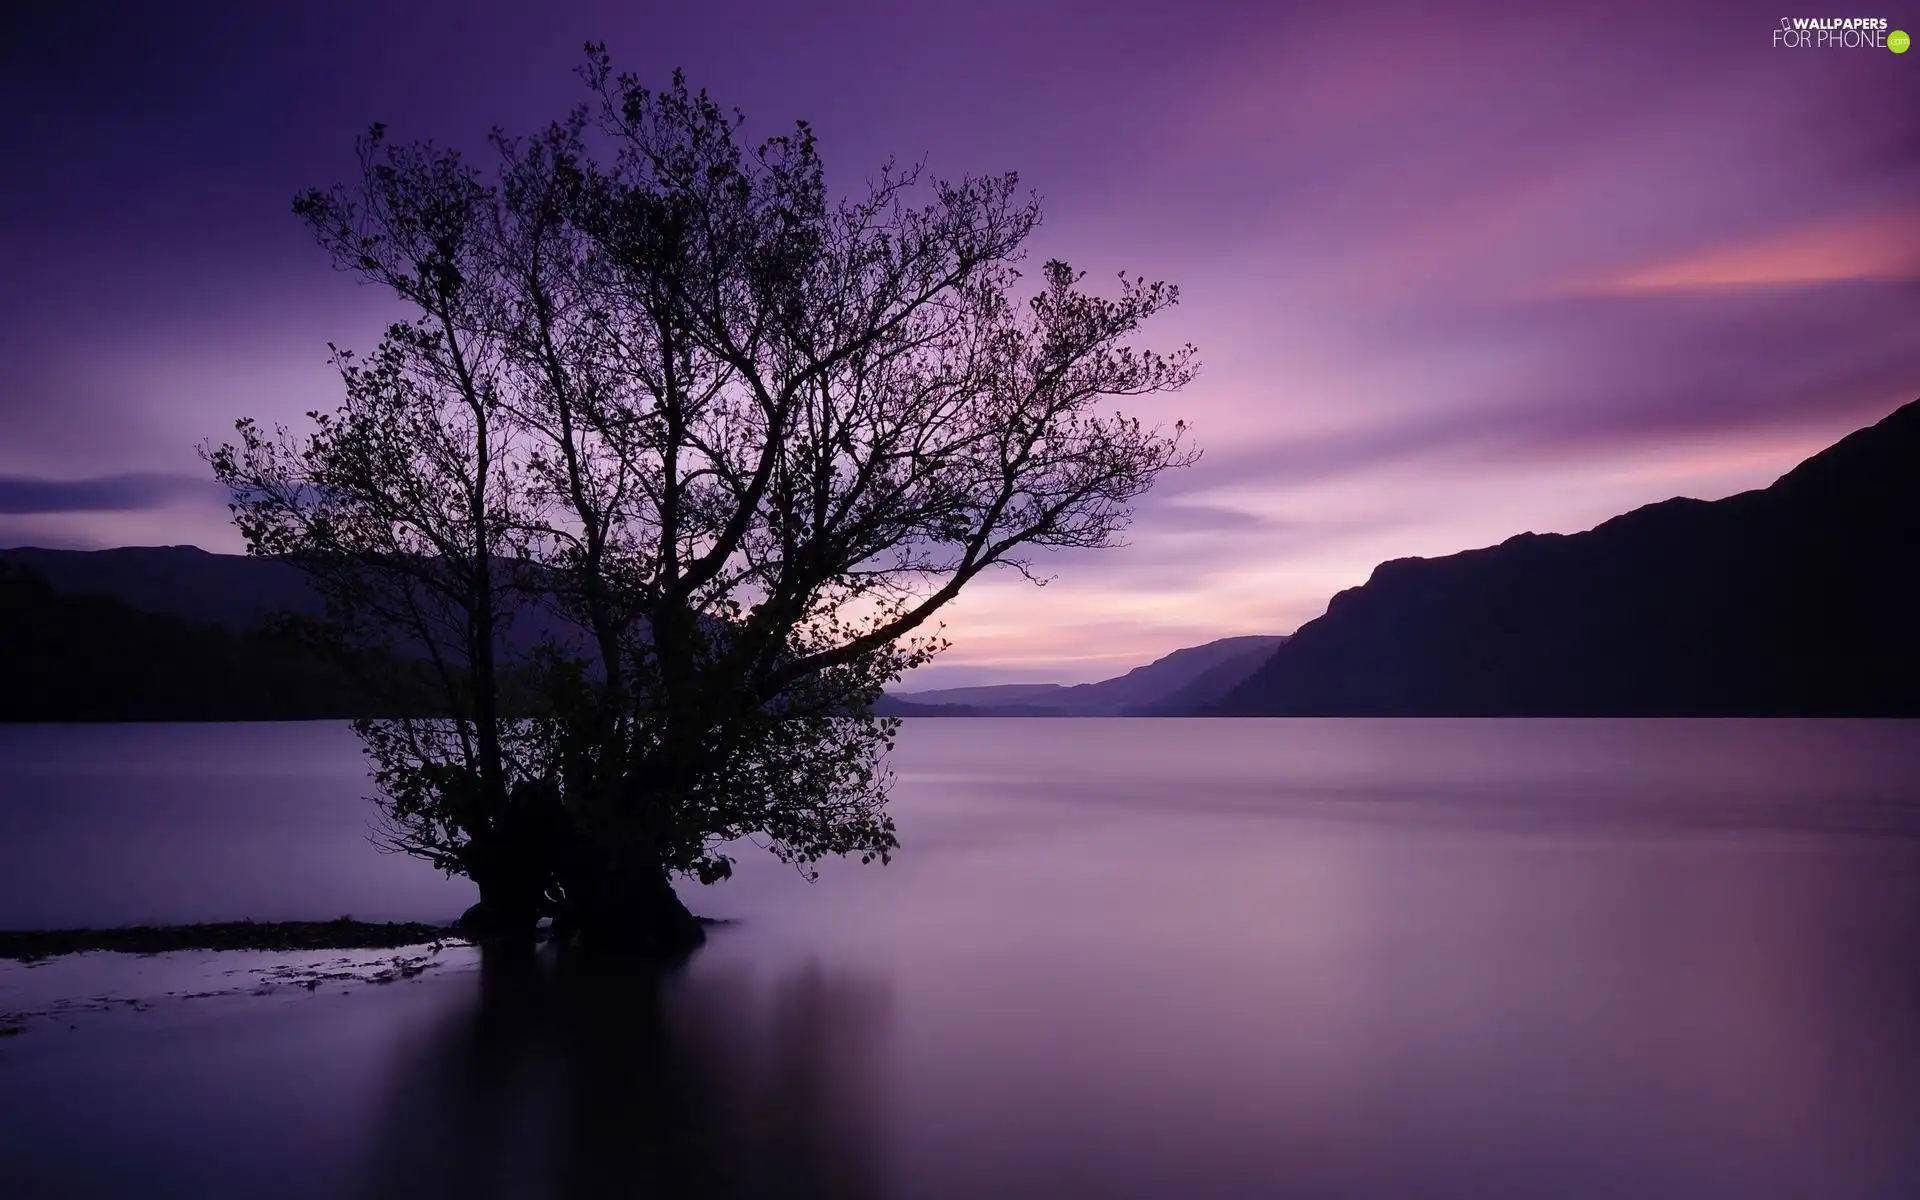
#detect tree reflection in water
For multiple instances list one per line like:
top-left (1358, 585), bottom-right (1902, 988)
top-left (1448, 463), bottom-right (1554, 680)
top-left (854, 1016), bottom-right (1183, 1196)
top-left (360, 944), bottom-right (889, 1199)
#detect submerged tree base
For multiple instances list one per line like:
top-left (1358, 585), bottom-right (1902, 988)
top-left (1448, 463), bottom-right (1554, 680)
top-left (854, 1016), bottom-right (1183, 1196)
top-left (565, 906), bottom-right (708, 961)
top-left (454, 889), bottom-right (710, 963)
top-left (550, 892), bottom-right (710, 962)
top-left (0, 918), bottom-right (459, 962)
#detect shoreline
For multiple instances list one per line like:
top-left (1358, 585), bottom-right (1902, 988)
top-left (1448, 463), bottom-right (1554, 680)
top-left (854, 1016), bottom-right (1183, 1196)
top-left (0, 914), bottom-right (733, 962)
top-left (0, 918), bottom-right (462, 962)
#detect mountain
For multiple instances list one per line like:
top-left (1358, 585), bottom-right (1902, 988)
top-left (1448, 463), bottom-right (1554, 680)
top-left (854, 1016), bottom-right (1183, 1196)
top-left (0, 545), bottom-right (319, 628)
top-left (1219, 399), bottom-right (1920, 716)
top-left (887, 682), bottom-right (1076, 709)
top-left (0, 566), bottom-right (432, 721)
top-left (0, 545), bottom-right (1288, 719)
top-left (0, 544), bottom-right (582, 655)
top-left (879, 635), bottom-right (1287, 716)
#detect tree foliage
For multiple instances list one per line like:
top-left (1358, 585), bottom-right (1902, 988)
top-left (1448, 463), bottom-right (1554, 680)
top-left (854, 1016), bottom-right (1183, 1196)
top-left (207, 47), bottom-right (1197, 952)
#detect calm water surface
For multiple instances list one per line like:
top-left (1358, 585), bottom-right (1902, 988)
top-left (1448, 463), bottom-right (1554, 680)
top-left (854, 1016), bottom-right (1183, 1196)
top-left (3, 719), bottom-right (1919, 1197)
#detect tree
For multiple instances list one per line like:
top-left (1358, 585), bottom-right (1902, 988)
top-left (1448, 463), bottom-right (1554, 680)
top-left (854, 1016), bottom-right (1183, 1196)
top-left (208, 47), bottom-right (1198, 955)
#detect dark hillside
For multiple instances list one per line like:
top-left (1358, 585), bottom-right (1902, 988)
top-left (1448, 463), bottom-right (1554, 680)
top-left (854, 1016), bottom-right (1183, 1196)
top-left (1221, 400), bottom-right (1920, 716)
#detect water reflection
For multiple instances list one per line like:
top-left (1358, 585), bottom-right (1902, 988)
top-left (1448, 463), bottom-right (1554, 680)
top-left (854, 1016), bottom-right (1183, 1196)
top-left (360, 947), bottom-right (888, 1199)
top-left (6, 720), bottom-right (1920, 1197)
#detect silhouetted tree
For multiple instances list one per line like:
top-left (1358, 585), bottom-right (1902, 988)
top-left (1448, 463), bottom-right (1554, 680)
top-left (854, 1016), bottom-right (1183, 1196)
top-left (208, 46), bottom-right (1198, 954)
top-left (205, 131), bottom-right (552, 934)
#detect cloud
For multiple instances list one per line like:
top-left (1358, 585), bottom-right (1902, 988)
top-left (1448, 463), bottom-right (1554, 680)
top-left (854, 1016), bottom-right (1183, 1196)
top-left (1582, 211), bottom-right (1920, 294)
top-left (1163, 276), bottom-right (1920, 502)
top-left (0, 472), bottom-right (222, 515)
top-left (1135, 501), bottom-right (1277, 533)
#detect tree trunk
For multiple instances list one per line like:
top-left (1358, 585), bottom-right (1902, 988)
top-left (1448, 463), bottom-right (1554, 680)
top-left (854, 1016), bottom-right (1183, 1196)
top-left (455, 845), bottom-right (548, 943)
top-left (563, 859), bottom-right (705, 961)
top-left (456, 888), bottom-right (542, 943)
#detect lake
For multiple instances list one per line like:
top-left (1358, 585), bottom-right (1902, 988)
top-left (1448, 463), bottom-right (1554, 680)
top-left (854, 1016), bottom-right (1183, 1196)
top-left (3, 719), bottom-right (1920, 1197)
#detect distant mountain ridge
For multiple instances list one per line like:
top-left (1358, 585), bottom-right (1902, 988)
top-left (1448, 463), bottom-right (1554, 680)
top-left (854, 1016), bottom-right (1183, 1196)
top-left (0, 566), bottom-right (433, 721)
top-left (878, 635), bottom-right (1287, 716)
top-left (1219, 398), bottom-right (1920, 716)
top-left (0, 544), bottom-right (583, 656)
top-left (0, 544), bottom-right (1290, 720)
top-left (13, 399), bottom-right (1914, 720)
top-left (0, 545), bottom-right (319, 629)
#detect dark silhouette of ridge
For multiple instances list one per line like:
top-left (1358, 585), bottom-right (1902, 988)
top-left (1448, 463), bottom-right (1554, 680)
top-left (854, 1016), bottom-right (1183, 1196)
top-left (1218, 399), bottom-right (1920, 716)
top-left (888, 682), bottom-right (1074, 709)
top-left (877, 635), bottom-right (1287, 716)
top-left (0, 566), bottom-right (440, 721)
top-left (0, 548), bottom-right (1280, 721)
top-left (0, 544), bottom-right (585, 657)
top-left (1, 547), bottom-right (1284, 721)
top-left (0, 544), bottom-right (320, 628)
top-left (17, 393), bottom-right (1914, 723)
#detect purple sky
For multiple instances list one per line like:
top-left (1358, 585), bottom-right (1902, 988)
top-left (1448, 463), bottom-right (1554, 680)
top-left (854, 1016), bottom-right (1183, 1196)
top-left (2, 1), bottom-right (1916, 685)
